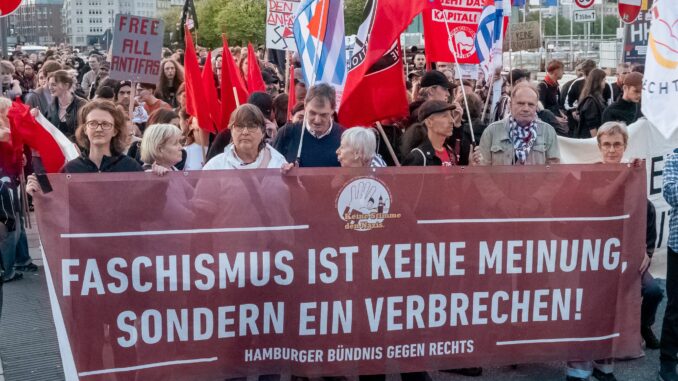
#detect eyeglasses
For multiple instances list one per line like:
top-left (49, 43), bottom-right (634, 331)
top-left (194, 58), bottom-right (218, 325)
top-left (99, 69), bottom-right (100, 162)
top-left (232, 124), bottom-right (261, 133)
top-left (600, 142), bottom-right (626, 151)
top-left (86, 120), bottom-right (114, 130)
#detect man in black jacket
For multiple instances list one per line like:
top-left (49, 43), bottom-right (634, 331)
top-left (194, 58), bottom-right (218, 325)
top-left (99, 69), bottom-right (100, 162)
top-left (602, 72), bottom-right (642, 125)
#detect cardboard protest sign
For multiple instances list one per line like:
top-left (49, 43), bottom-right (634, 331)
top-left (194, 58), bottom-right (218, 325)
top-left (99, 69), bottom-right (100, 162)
top-left (266, 0), bottom-right (301, 51)
top-left (504, 21), bottom-right (540, 51)
top-left (36, 167), bottom-right (644, 380)
top-left (109, 14), bottom-right (165, 84)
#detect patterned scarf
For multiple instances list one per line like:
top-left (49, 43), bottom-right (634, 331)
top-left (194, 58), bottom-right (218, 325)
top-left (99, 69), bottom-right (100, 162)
top-left (508, 117), bottom-right (537, 165)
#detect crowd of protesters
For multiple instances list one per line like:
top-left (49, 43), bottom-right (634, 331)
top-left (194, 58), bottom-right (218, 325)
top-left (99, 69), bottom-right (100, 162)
top-left (0, 42), bottom-right (674, 381)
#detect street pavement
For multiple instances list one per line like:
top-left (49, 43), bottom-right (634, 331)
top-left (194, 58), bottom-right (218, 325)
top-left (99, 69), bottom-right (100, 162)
top-left (0, 225), bottom-right (669, 381)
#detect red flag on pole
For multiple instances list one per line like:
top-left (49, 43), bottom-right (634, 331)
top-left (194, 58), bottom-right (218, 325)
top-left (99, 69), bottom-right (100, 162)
top-left (220, 35), bottom-right (249, 130)
top-left (339, 1), bottom-right (430, 127)
top-left (287, 64), bottom-right (296, 121)
top-left (183, 25), bottom-right (214, 133)
top-left (247, 43), bottom-right (266, 93)
top-left (201, 52), bottom-right (223, 131)
top-left (338, 42), bottom-right (409, 128)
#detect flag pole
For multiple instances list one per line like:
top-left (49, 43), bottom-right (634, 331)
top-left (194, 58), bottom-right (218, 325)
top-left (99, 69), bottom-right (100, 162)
top-left (442, 14), bottom-right (475, 145)
top-left (480, 71), bottom-right (494, 123)
top-left (376, 122), bottom-right (401, 167)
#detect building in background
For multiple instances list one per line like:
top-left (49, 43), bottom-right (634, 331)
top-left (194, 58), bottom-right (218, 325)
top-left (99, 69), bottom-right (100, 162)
top-left (62, 0), bottom-right (183, 50)
top-left (10, 0), bottom-right (65, 46)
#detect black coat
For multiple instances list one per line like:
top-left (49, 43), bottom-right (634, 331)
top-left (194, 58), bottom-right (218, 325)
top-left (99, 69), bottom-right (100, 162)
top-left (47, 95), bottom-right (88, 142)
top-left (402, 138), bottom-right (455, 167)
top-left (63, 153), bottom-right (143, 173)
top-left (576, 95), bottom-right (605, 139)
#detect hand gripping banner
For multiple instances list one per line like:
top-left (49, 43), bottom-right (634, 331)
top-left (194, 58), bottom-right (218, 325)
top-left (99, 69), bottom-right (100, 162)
top-left (35, 166), bottom-right (645, 380)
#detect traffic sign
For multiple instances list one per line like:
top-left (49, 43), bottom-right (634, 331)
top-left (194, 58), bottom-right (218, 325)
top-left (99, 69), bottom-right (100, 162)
top-left (0, 0), bottom-right (21, 17)
top-left (574, 9), bottom-right (597, 22)
top-left (619, 0), bottom-right (642, 24)
top-left (574, 0), bottom-right (595, 9)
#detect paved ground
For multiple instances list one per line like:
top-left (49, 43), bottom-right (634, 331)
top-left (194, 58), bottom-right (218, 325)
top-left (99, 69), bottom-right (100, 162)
top-left (0, 224), bottom-right (670, 381)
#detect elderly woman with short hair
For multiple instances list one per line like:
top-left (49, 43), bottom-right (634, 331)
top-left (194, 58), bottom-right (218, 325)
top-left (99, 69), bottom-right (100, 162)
top-left (140, 124), bottom-right (184, 174)
top-left (203, 104), bottom-right (287, 170)
top-left (336, 127), bottom-right (386, 167)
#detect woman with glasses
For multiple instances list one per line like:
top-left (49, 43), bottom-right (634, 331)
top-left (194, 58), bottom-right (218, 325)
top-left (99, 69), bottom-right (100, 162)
top-left (46, 69), bottom-right (87, 142)
top-left (203, 104), bottom-right (287, 170)
top-left (28, 100), bottom-right (141, 181)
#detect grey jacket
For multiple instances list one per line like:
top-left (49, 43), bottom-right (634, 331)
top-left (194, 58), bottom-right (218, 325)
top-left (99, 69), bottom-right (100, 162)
top-left (479, 117), bottom-right (561, 166)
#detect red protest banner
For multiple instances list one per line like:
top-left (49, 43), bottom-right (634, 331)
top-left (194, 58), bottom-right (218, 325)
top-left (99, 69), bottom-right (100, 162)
top-left (423, 0), bottom-right (484, 64)
top-left (35, 166), bottom-right (645, 380)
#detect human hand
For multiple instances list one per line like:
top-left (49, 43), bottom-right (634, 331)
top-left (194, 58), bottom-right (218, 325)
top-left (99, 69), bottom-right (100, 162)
top-left (639, 253), bottom-right (651, 274)
top-left (150, 163), bottom-right (170, 176)
top-left (470, 146), bottom-right (483, 166)
top-left (281, 162), bottom-right (295, 175)
top-left (26, 174), bottom-right (41, 196)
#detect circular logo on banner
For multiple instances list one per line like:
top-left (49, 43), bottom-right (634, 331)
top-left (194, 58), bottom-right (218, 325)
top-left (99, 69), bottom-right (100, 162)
top-left (448, 26), bottom-right (476, 60)
top-left (649, 5), bottom-right (678, 70)
top-left (618, 0), bottom-right (641, 24)
top-left (0, 0), bottom-right (22, 17)
top-left (574, 0), bottom-right (595, 9)
top-left (335, 177), bottom-right (400, 232)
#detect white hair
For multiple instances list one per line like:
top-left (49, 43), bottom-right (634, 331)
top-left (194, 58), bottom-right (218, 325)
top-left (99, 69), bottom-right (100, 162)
top-left (140, 123), bottom-right (182, 164)
top-left (341, 127), bottom-right (377, 164)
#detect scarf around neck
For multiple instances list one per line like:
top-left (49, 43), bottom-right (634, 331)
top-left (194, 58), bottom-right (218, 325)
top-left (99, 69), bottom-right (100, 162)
top-left (508, 117), bottom-right (537, 165)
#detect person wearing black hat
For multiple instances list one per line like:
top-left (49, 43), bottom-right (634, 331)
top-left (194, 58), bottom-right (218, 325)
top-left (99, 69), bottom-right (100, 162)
top-left (401, 100), bottom-right (482, 166)
top-left (418, 70), bottom-right (452, 102)
top-left (261, 69), bottom-right (281, 97)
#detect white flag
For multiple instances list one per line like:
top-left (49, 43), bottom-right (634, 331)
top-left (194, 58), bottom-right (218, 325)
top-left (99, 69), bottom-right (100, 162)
top-left (641, 0), bottom-right (678, 138)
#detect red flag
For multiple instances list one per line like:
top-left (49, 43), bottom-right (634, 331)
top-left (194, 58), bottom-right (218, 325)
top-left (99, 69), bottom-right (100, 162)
top-left (201, 52), bottom-right (223, 131)
top-left (339, 1), bottom-right (430, 126)
top-left (247, 43), bottom-right (266, 93)
top-left (338, 42), bottom-right (409, 128)
top-left (183, 26), bottom-right (214, 133)
top-left (220, 35), bottom-right (249, 130)
top-left (6, 102), bottom-right (79, 173)
top-left (422, 0), bottom-right (483, 64)
top-left (287, 64), bottom-right (296, 121)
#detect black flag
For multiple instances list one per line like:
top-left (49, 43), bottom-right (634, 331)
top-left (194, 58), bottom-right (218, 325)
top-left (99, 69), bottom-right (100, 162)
top-left (179, 0), bottom-right (199, 42)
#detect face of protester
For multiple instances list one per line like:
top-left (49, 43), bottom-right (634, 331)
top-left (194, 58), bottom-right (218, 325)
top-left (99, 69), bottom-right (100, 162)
top-left (84, 109), bottom-right (117, 150)
top-left (48, 77), bottom-right (70, 97)
top-left (295, 83), bottom-right (307, 103)
top-left (623, 85), bottom-right (642, 103)
top-left (177, 91), bottom-right (186, 108)
top-left (414, 54), bottom-right (426, 69)
top-left (164, 62), bottom-right (176, 81)
top-left (552, 67), bottom-right (564, 81)
top-left (617, 67), bottom-right (630, 86)
top-left (137, 86), bottom-right (153, 102)
top-left (292, 109), bottom-right (304, 124)
top-left (437, 62), bottom-right (451, 71)
top-left (97, 66), bottom-right (109, 79)
top-left (216, 56), bottom-right (223, 71)
top-left (425, 110), bottom-right (454, 139)
top-left (157, 134), bottom-right (183, 167)
top-left (598, 133), bottom-right (626, 164)
top-left (38, 71), bottom-right (46, 88)
top-left (242, 57), bottom-right (249, 74)
top-left (305, 97), bottom-right (333, 136)
top-left (88, 57), bottom-right (100, 71)
top-left (429, 85), bottom-right (450, 102)
top-left (336, 139), bottom-right (367, 168)
top-left (14, 61), bottom-right (24, 74)
top-left (0, 71), bottom-right (13, 87)
top-left (24, 65), bottom-right (34, 77)
top-left (510, 87), bottom-right (538, 126)
top-left (117, 85), bottom-right (132, 106)
top-left (266, 81), bottom-right (280, 96)
top-left (232, 121), bottom-right (264, 158)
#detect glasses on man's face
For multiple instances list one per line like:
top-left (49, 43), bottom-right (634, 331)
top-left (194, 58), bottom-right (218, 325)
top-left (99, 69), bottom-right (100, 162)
top-left (86, 120), bottom-right (114, 130)
top-left (601, 142), bottom-right (625, 151)
top-left (232, 124), bottom-right (260, 133)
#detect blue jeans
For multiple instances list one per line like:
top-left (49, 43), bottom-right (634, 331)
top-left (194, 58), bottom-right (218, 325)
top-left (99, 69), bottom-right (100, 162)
top-left (0, 214), bottom-right (31, 281)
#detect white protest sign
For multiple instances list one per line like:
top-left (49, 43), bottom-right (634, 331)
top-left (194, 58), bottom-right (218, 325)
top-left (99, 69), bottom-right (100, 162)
top-left (266, 0), bottom-right (301, 51)
top-left (109, 14), bottom-right (165, 84)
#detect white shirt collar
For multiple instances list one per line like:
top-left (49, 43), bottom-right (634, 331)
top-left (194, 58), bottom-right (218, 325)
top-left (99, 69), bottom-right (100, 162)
top-left (305, 120), bottom-right (333, 139)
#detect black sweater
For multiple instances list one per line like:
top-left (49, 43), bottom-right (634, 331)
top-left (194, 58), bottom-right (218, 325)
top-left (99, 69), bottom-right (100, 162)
top-left (602, 98), bottom-right (640, 125)
top-left (273, 122), bottom-right (343, 167)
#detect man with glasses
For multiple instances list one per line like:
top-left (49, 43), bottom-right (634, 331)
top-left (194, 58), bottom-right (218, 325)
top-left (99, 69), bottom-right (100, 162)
top-left (273, 83), bottom-right (343, 167)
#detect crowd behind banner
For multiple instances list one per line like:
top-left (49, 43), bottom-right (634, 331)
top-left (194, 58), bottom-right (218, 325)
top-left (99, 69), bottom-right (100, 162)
top-left (0, 38), bottom-right (675, 380)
